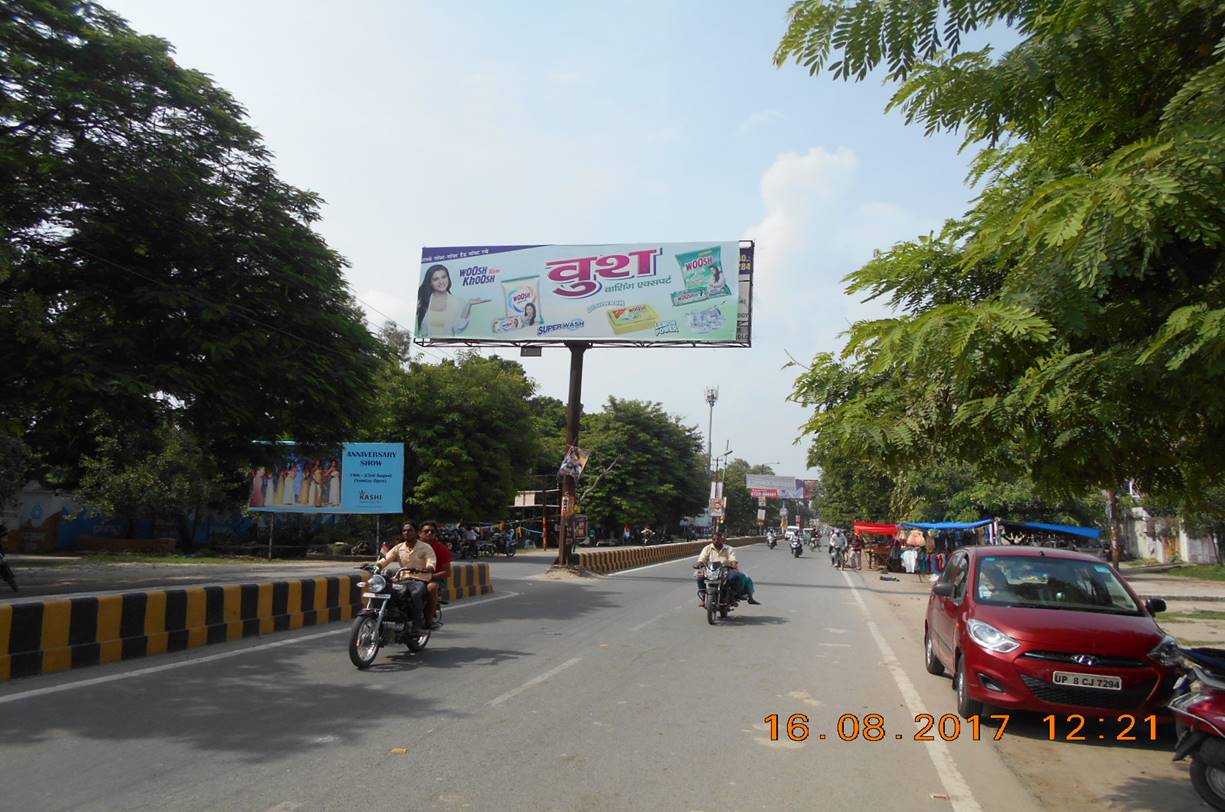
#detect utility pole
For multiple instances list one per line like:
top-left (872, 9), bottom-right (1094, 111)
top-left (557, 341), bottom-right (589, 568)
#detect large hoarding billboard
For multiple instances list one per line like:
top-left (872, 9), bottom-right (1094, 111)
top-left (745, 475), bottom-right (807, 500)
top-left (247, 442), bottom-right (404, 514)
top-left (416, 242), bottom-right (752, 345)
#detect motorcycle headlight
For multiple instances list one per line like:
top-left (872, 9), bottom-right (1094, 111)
top-left (368, 574), bottom-right (386, 593)
top-left (1148, 634), bottom-right (1180, 667)
top-left (966, 619), bottom-right (1020, 654)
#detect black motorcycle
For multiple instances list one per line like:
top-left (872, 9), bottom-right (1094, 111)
top-left (790, 539), bottom-right (803, 558)
top-left (767, 536), bottom-right (777, 550)
top-left (0, 527), bottom-right (17, 592)
top-left (700, 560), bottom-right (739, 625)
top-left (349, 564), bottom-right (438, 668)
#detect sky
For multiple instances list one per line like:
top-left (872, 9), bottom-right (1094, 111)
top-left (105, 0), bottom-right (988, 479)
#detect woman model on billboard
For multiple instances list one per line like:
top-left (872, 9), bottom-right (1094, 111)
top-left (416, 265), bottom-right (490, 337)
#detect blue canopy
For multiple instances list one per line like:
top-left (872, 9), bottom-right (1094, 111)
top-left (1001, 520), bottom-right (1102, 541)
top-left (898, 520), bottom-right (992, 531)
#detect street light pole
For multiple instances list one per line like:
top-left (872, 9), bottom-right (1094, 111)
top-left (704, 386), bottom-right (718, 475)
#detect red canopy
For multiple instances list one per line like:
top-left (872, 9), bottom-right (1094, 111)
top-left (854, 522), bottom-right (898, 537)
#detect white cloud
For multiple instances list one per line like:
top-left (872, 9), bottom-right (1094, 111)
top-left (737, 108), bottom-right (784, 135)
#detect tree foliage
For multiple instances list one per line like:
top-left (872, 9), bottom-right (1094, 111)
top-left (377, 354), bottom-right (540, 521)
top-left (1, 0), bottom-right (383, 487)
top-left (576, 398), bottom-right (707, 532)
top-left (778, 2), bottom-right (1225, 540)
top-left (722, 459), bottom-right (779, 533)
top-left (77, 416), bottom-right (230, 543)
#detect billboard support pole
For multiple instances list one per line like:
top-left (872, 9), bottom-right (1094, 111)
top-left (557, 341), bottom-right (589, 567)
top-left (268, 514), bottom-right (275, 561)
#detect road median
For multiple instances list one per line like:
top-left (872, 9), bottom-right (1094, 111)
top-left (0, 563), bottom-right (492, 681)
top-left (576, 536), bottom-right (762, 574)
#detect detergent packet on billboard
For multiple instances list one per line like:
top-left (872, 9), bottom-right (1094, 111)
top-left (501, 276), bottom-right (543, 328)
top-left (675, 247), bottom-right (731, 299)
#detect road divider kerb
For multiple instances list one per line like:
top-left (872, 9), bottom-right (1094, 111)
top-left (575, 537), bottom-right (763, 575)
top-left (0, 563), bottom-right (493, 682)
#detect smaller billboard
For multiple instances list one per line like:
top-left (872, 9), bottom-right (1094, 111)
top-left (248, 442), bottom-right (404, 514)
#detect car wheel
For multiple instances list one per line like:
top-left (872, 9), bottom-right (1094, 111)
top-left (924, 629), bottom-right (945, 676)
top-left (954, 655), bottom-right (983, 719)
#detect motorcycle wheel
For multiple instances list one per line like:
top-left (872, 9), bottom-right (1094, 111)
top-left (706, 593), bottom-right (717, 625)
top-left (719, 605), bottom-right (729, 619)
top-left (1190, 754), bottom-right (1225, 812)
top-left (348, 616), bottom-right (381, 669)
top-left (1192, 756), bottom-right (1225, 811)
top-left (406, 626), bottom-right (431, 652)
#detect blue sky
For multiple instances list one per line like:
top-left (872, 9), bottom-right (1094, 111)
top-left (107, 0), bottom-right (990, 479)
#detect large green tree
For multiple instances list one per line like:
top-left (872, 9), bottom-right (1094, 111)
top-left (377, 353), bottom-right (540, 521)
top-left (1, 0), bottom-right (383, 487)
top-left (722, 459), bottom-right (779, 533)
top-left (778, 0), bottom-right (1225, 560)
top-left (576, 398), bottom-right (707, 534)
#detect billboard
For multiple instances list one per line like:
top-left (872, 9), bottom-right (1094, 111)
top-left (745, 475), bottom-right (807, 500)
top-left (247, 442), bottom-right (404, 514)
top-left (416, 242), bottom-right (753, 345)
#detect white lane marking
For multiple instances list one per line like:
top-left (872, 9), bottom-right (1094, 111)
top-left (608, 557), bottom-right (691, 576)
top-left (841, 570), bottom-right (982, 812)
top-left (0, 591), bottom-right (521, 705)
top-left (487, 657), bottom-right (582, 707)
top-left (630, 614), bottom-right (664, 632)
top-left (817, 642), bottom-right (850, 648)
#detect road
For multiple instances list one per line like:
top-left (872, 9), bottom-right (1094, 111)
top-left (0, 545), bottom-right (1190, 811)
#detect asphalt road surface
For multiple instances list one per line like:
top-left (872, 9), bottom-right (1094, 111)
top-left (0, 546), bottom-right (1079, 811)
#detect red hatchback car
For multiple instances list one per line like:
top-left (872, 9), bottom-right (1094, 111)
top-left (924, 546), bottom-right (1179, 719)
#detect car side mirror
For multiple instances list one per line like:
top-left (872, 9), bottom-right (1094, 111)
top-left (932, 582), bottom-right (954, 598)
top-left (1145, 598), bottom-right (1167, 615)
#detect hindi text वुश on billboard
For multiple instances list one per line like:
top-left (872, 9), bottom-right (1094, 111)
top-left (416, 242), bottom-right (752, 345)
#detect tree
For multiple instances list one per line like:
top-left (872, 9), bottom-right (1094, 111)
top-left (77, 416), bottom-right (230, 544)
top-left (777, 1), bottom-right (1225, 562)
top-left (1, 1), bottom-right (384, 488)
top-left (576, 398), bottom-right (707, 533)
top-left (722, 459), bottom-right (779, 533)
top-left (378, 354), bottom-right (540, 521)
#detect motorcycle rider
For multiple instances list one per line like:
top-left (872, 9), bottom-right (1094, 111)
top-left (420, 521), bottom-right (451, 630)
top-left (375, 521), bottom-right (436, 634)
top-left (691, 531), bottom-right (761, 608)
top-left (766, 529), bottom-right (776, 548)
top-left (830, 529), bottom-right (848, 568)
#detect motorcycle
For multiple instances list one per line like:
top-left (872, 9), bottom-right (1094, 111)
top-left (699, 560), bottom-right (739, 625)
top-left (348, 564), bottom-right (438, 668)
top-left (830, 544), bottom-right (844, 568)
top-left (790, 539), bottom-right (803, 558)
top-left (808, 537), bottom-right (819, 552)
top-left (0, 527), bottom-right (17, 592)
top-left (766, 536), bottom-right (777, 550)
top-left (503, 535), bottom-right (517, 557)
top-left (1171, 646), bottom-right (1225, 809)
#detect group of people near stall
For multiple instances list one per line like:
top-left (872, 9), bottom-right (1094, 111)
top-left (842, 518), bottom-right (1104, 575)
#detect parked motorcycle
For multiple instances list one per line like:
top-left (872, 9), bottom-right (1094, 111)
top-left (700, 560), bottom-right (739, 625)
top-left (1171, 645), bottom-right (1225, 809)
top-left (349, 564), bottom-right (438, 668)
top-left (790, 539), bottom-right (803, 558)
top-left (0, 527), bottom-right (17, 592)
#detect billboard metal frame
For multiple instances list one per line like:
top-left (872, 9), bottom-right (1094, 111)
top-left (415, 240), bottom-right (754, 349)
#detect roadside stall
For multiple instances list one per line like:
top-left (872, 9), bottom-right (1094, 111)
top-left (997, 520), bottom-right (1105, 556)
top-left (852, 522), bottom-right (899, 570)
top-left (897, 520), bottom-right (993, 576)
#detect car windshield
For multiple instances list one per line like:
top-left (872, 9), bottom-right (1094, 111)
top-left (975, 555), bottom-right (1140, 614)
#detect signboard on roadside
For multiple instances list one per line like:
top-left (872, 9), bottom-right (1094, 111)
top-left (247, 442), bottom-right (404, 514)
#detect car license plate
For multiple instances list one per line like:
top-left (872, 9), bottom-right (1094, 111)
top-left (1052, 671), bottom-right (1122, 690)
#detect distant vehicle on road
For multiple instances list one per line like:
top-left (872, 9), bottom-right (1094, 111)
top-left (924, 546), bottom-right (1176, 720)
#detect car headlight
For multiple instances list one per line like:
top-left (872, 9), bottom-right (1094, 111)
top-left (1148, 634), bottom-right (1180, 667)
top-left (368, 574), bottom-right (386, 593)
top-left (967, 619), bottom-right (1021, 654)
